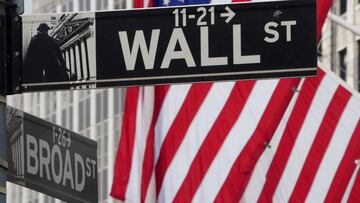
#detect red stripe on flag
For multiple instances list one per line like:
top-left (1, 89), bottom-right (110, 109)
top-left (317, 0), bottom-right (334, 41)
top-left (110, 87), bottom-right (140, 200)
top-left (134, 0), bottom-right (144, 8)
top-left (155, 83), bottom-right (213, 196)
top-left (140, 86), bottom-right (170, 203)
top-left (325, 120), bottom-right (360, 202)
top-left (288, 86), bottom-right (352, 202)
top-left (214, 78), bottom-right (300, 203)
top-left (147, 0), bottom-right (154, 7)
top-left (172, 81), bottom-right (256, 203)
top-left (348, 166), bottom-right (360, 202)
top-left (258, 70), bottom-right (325, 202)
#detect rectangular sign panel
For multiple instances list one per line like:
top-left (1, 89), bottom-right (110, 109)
top-left (6, 106), bottom-right (98, 203)
top-left (20, 0), bottom-right (316, 92)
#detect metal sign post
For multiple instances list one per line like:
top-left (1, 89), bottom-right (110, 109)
top-left (0, 1), bottom-right (6, 95)
top-left (0, 1), bottom-right (8, 202)
top-left (0, 0), bottom-right (22, 96)
top-left (0, 96), bottom-right (6, 203)
top-left (0, 1), bottom-right (23, 202)
top-left (0, 100), bottom-right (6, 203)
top-left (18, 0), bottom-right (316, 93)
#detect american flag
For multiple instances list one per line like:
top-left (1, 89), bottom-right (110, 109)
top-left (111, 0), bottom-right (360, 202)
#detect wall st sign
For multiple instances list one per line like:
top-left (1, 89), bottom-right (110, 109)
top-left (18, 0), bottom-right (316, 93)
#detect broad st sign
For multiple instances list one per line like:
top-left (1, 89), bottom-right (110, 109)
top-left (6, 107), bottom-right (98, 203)
top-left (20, 0), bottom-right (316, 92)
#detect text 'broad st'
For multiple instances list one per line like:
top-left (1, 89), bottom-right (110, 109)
top-left (7, 107), bottom-right (98, 203)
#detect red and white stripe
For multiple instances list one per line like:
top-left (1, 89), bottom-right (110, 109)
top-left (111, 76), bottom-right (301, 203)
top-left (134, 0), bottom-right (153, 8)
top-left (242, 69), bottom-right (360, 203)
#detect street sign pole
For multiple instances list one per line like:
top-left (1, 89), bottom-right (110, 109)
top-left (0, 96), bottom-right (6, 203)
top-left (0, 0), bottom-right (7, 201)
top-left (0, 0), bottom-right (23, 201)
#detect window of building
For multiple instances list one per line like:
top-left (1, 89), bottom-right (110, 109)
top-left (60, 92), bottom-right (74, 131)
top-left (79, 100), bottom-right (85, 130)
top-left (79, 0), bottom-right (91, 11)
top-left (114, 115), bottom-right (121, 150)
top-left (103, 90), bottom-right (108, 119)
top-left (69, 1), bottom-right (74, 11)
top-left (339, 48), bottom-right (347, 81)
top-left (44, 195), bottom-right (57, 203)
top-left (340, 0), bottom-right (347, 15)
top-left (96, 120), bottom-right (109, 202)
top-left (62, 109), bottom-right (67, 127)
top-left (114, 89), bottom-right (121, 114)
top-left (45, 92), bottom-right (57, 123)
top-left (97, 0), bottom-right (109, 10)
top-left (96, 93), bottom-right (102, 122)
top-left (96, 90), bottom-right (108, 123)
top-left (62, 4), bottom-right (67, 12)
top-left (78, 90), bottom-right (91, 133)
top-left (62, 0), bottom-right (74, 12)
top-left (98, 169), bottom-right (108, 201)
top-left (114, 0), bottom-right (126, 9)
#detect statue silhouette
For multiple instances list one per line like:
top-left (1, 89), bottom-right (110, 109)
top-left (23, 23), bottom-right (70, 83)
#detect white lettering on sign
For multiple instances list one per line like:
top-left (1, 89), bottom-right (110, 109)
top-left (75, 153), bottom-right (85, 191)
top-left (173, 7), bottom-right (230, 27)
top-left (118, 23), bottom-right (264, 70)
top-left (39, 139), bottom-right (51, 180)
top-left (63, 149), bottom-right (74, 189)
top-left (27, 134), bottom-right (38, 175)
top-left (233, 24), bottom-right (261, 65)
top-left (220, 6), bottom-right (235, 24)
top-left (52, 144), bottom-right (62, 184)
top-left (161, 28), bottom-right (196, 69)
top-left (264, 20), bottom-right (297, 43)
top-left (200, 26), bottom-right (228, 66)
top-left (119, 30), bottom-right (160, 71)
top-left (26, 134), bottom-right (96, 192)
top-left (52, 126), bottom-right (71, 148)
top-left (281, 20), bottom-right (296, 42)
top-left (264, 22), bottom-right (279, 43)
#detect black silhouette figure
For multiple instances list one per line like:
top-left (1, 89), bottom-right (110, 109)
top-left (23, 23), bottom-right (70, 83)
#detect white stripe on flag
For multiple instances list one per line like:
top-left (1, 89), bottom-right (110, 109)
top-left (273, 75), bottom-right (338, 202)
top-left (158, 82), bottom-right (235, 203)
top-left (144, 0), bottom-right (150, 7)
top-left (241, 80), bottom-right (304, 202)
top-left (210, 0), bottom-right (231, 4)
top-left (192, 79), bottom-right (278, 203)
top-left (126, 87), bottom-right (155, 202)
top-left (145, 174), bottom-right (156, 203)
top-left (155, 84), bottom-right (192, 162)
top-left (342, 162), bottom-right (360, 203)
top-left (306, 96), bottom-right (360, 202)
